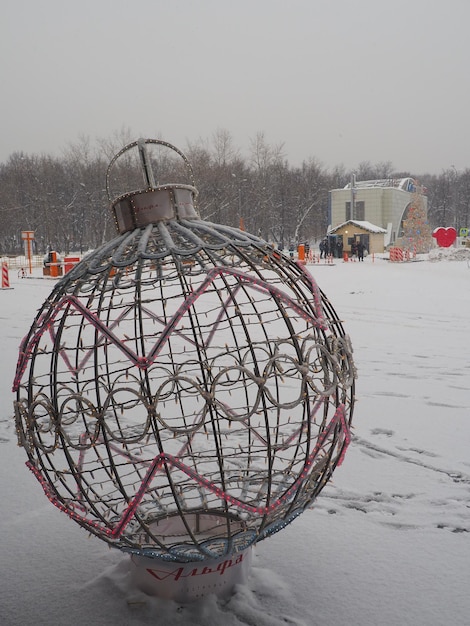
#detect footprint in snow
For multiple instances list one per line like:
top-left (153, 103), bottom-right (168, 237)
top-left (370, 428), bottom-right (394, 437)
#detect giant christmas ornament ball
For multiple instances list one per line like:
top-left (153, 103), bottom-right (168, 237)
top-left (13, 139), bottom-right (355, 570)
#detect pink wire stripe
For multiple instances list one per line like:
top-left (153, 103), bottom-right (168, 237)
top-left (13, 266), bottom-right (328, 391)
top-left (26, 403), bottom-right (350, 538)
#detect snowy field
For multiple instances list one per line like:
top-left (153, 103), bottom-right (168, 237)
top-left (1, 248), bottom-right (469, 626)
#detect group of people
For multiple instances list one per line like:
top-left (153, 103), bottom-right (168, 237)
top-left (319, 237), bottom-right (366, 261)
top-left (288, 237), bottom-right (367, 261)
top-left (319, 237), bottom-right (343, 259)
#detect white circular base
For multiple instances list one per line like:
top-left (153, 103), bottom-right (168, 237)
top-left (130, 547), bottom-right (253, 602)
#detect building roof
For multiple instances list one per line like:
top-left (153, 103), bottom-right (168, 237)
top-left (329, 220), bottom-right (387, 234)
top-left (342, 177), bottom-right (418, 192)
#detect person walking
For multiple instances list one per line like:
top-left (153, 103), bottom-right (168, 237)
top-left (357, 240), bottom-right (365, 261)
top-left (350, 240), bottom-right (357, 259)
top-left (336, 239), bottom-right (343, 259)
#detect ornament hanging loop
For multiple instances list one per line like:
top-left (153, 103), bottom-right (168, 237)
top-left (106, 138), bottom-right (197, 201)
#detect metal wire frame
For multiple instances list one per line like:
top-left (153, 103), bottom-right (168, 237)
top-left (13, 220), bottom-right (355, 562)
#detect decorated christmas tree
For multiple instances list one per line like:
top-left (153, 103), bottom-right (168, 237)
top-left (401, 182), bottom-right (432, 253)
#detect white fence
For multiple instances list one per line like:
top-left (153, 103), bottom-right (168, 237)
top-left (0, 255), bottom-right (45, 269)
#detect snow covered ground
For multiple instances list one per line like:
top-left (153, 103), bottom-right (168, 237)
top-left (1, 248), bottom-right (469, 625)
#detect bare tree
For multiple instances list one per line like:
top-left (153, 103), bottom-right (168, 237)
top-left (0, 129), bottom-right (449, 256)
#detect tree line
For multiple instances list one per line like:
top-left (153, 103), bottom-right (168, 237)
top-left (0, 129), bottom-right (468, 256)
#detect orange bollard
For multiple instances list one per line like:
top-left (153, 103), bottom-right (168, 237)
top-left (50, 251), bottom-right (59, 277)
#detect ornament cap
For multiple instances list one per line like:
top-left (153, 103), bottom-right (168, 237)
top-left (112, 185), bottom-right (198, 233)
top-left (106, 138), bottom-right (199, 233)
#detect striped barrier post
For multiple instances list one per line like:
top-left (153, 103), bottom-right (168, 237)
top-left (2, 262), bottom-right (10, 289)
top-left (390, 248), bottom-right (403, 262)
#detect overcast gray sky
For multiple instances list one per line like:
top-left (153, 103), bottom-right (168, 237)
top-left (2, 0), bottom-right (469, 174)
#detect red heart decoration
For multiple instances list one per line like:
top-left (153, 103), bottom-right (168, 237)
top-left (432, 227), bottom-right (457, 247)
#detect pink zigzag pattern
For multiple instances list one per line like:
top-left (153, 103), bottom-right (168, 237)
top-left (13, 267), bottom-right (327, 391)
top-left (26, 403), bottom-right (350, 538)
